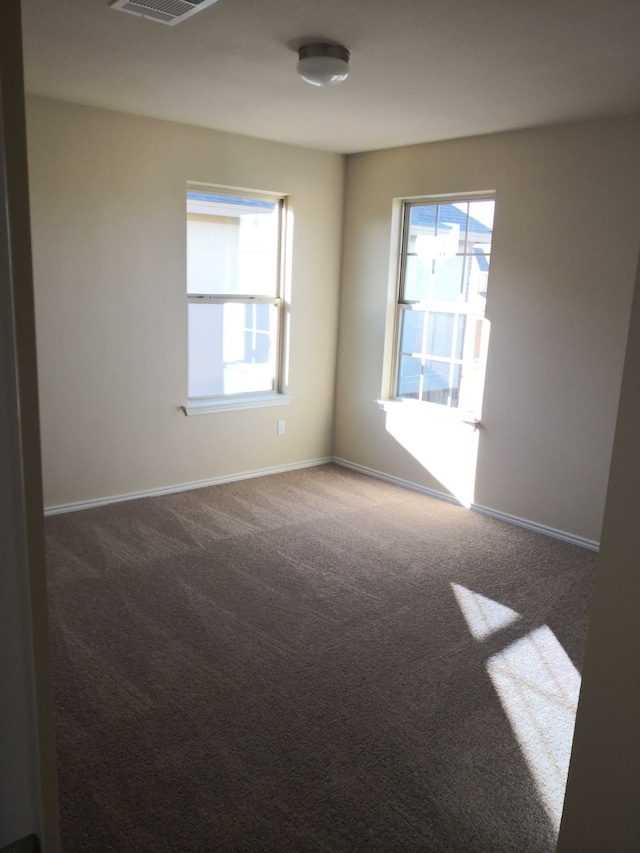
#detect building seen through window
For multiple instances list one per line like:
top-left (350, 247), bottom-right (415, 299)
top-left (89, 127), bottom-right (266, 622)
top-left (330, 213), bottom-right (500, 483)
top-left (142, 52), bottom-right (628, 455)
top-left (186, 187), bottom-right (284, 400)
top-left (395, 197), bottom-right (495, 415)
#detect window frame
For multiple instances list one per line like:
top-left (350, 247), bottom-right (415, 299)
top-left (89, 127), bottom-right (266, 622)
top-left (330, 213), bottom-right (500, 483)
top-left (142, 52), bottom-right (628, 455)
top-left (390, 192), bottom-right (495, 422)
top-left (183, 184), bottom-right (291, 415)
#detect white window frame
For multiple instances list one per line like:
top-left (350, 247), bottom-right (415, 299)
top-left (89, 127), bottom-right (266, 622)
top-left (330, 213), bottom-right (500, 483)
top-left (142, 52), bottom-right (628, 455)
top-left (388, 192), bottom-right (494, 423)
top-left (183, 184), bottom-right (291, 416)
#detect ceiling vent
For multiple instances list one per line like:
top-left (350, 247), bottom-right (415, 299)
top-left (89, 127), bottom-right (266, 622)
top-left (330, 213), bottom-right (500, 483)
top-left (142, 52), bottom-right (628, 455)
top-left (109, 0), bottom-right (221, 26)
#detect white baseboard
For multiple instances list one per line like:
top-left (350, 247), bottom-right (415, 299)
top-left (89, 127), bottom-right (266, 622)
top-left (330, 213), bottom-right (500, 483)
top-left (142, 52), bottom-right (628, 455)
top-left (470, 503), bottom-right (599, 552)
top-left (333, 457), bottom-right (600, 552)
top-left (334, 457), bottom-right (463, 507)
top-left (44, 457), bottom-right (333, 516)
top-left (45, 454), bottom-right (601, 552)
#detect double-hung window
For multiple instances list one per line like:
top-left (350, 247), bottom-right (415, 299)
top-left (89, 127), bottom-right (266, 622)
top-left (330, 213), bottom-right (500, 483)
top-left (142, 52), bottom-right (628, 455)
top-left (186, 185), bottom-right (286, 412)
top-left (394, 196), bottom-right (495, 418)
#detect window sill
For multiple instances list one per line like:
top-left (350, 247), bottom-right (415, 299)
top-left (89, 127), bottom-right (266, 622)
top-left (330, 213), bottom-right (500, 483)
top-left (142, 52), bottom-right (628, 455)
top-left (376, 398), bottom-right (481, 427)
top-left (183, 394), bottom-right (292, 416)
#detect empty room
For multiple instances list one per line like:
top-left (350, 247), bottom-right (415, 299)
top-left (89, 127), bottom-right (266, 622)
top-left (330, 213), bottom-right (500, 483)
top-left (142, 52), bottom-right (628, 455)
top-left (2, 1), bottom-right (640, 852)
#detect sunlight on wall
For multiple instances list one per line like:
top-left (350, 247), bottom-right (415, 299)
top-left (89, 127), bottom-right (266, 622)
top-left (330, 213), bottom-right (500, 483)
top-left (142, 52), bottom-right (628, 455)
top-left (452, 584), bottom-right (581, 833)
top-left (384, 406), bottom-right (479, 506)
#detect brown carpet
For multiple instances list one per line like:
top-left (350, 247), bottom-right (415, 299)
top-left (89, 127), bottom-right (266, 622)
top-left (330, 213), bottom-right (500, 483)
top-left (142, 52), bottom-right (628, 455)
top-left (45, 463), bottom-right (596, 852)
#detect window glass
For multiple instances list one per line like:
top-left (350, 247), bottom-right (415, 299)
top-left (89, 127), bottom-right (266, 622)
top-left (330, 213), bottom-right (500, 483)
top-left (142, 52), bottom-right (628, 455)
top-left (426, 312), bottom-right (454, 358)
top-left (403, 254), bottom-right (430, 302)
top-left (397, 354), bottom-right (423, 400)
top-left (187, 193), bottom-right (279, 296)
top-left (423, 360), bottom-right (451, 404)
top-left (188, 302), bottom-right (278, 398)
top-left (399, 309), bottom-right (424, 353)
top-left (395, 196), bottom-right (495, 414)
top-left (186, 187), bottom-right (283, 401)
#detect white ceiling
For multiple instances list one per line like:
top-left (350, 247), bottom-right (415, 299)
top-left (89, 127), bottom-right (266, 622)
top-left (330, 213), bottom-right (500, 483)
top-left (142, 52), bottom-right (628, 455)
top-left (20, 0), bottom-right (640, 154)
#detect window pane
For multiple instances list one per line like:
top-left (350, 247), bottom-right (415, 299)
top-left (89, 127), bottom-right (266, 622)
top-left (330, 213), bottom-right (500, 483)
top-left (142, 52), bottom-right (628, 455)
top-left (466, 200), bottom-right (494, 255)
top-left (426, 312), bottom-right (454, 358)
top-left (403, 254), bottom-right (431, 302)
top-left (406, 203), bottom-right (462, 302)
top-left (432, 255), bottom-right (464, 302)
top-left (458, 315), bottom-right (486, 360)
top-left (187, 194), bottom-right (279, 296)
top-left (466, 200), bottom-right (494, 300)
top-left (408, 204), bottom-right (438, 241)
top-left (438, 203), bottom-right (468, 246)
top-left (457, 360), bottom-right (484, 412)
top-left (188, 302), bottom-right (277, 398)
top-left (399, 309), bottom-right (425, 354)
top-left (450, 364), bottom-right (462, 408)
top-left (397, 355), bottom-right (423, 399)
top-left (454, 315), bottom-right (467, 360)
top-left (422, 360), bottom-right (451, 404)
top-left (465, 250), bottom-right (491, 300)
top-left (396, 195), bottom-right (494, 414)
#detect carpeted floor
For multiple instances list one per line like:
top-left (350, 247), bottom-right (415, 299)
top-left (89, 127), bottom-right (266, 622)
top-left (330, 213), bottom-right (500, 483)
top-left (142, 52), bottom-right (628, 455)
top-left (45, 463), bottom-right (597, 852)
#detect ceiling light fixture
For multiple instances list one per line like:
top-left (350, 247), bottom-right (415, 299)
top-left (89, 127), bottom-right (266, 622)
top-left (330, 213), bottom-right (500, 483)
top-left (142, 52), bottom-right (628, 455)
top-left (297, 43), bottom-right (350, 87)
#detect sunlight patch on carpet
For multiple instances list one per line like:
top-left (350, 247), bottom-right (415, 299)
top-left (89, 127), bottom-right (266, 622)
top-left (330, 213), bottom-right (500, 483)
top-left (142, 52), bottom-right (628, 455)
top-left (451, 583), bottom-right (521, 639)
top-left (452, 584), bottom-right (581, 832)
top-left (488, 626), bottom-right (580, 832)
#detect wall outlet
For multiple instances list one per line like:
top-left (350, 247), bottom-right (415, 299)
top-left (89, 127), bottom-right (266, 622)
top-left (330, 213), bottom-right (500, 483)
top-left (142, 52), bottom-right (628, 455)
top-left (277, 420), bottom-right (286, 436)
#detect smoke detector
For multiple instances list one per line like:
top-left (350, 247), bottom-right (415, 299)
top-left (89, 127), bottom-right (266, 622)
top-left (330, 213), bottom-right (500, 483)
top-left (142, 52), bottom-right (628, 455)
top-left (110, 0), bottom-right (221, 26)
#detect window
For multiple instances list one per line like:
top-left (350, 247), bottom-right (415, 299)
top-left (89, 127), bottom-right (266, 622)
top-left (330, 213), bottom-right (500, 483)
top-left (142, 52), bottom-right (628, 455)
top-left (394, 196), bottom-right (495, 417)
top-left (185, 185), bottom-right (287, 412)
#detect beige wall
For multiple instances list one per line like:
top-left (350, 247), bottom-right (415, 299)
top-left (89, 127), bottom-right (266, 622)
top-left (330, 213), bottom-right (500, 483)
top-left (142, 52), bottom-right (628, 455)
top-left (557, 243), bottom-right (640, 851)
top-left (335, 118), bottom-right (640, 543)
top-left (26, 97), bottom-right (344, 508)
top-left (23, 94), bottom-right (640, 848)
top-left (27, 99), bottom-right (640, 543)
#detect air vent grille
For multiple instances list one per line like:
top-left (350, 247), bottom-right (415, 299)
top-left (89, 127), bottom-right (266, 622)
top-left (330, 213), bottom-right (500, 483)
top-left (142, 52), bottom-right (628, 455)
top-left (110, 0), bottom-right (220, 26)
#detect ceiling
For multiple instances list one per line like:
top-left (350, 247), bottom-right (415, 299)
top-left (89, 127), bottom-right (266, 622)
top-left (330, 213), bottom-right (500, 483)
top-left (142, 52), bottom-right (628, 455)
top-left (20, 0), bottom-right (640, 154)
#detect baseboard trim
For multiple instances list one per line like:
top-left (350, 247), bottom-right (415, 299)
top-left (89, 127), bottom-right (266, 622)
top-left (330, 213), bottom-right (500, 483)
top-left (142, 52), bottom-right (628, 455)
top-left (45, 455), bottom-right (601, 551)
top-left (333, 457), bottom-right (464, 507)
top-left (44, 458), bottom-right (333, 516)
top-left (471, 504), bottom-right (599, 552)
top-left (333, 457), bottom-right (600, 552)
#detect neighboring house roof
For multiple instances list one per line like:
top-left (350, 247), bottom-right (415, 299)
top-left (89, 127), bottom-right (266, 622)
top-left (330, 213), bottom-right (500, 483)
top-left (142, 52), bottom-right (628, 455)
top-left (187, 191), bottom-right (275, 212)
top-left (411, 203), bottom-right (493, 237)
top-left (473, 246), bottom-right (490, 272)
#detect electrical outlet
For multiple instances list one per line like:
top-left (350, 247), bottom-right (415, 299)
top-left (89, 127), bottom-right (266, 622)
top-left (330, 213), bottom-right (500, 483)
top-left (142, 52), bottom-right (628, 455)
top-left (277, 420), bottom-right (286, 436)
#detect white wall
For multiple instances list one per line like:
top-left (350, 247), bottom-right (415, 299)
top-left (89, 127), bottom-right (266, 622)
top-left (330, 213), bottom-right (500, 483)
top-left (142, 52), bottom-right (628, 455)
top-left (335, 118), bottom-right (640, 543)
top-left (26, 97), bottom-right (344, 509)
